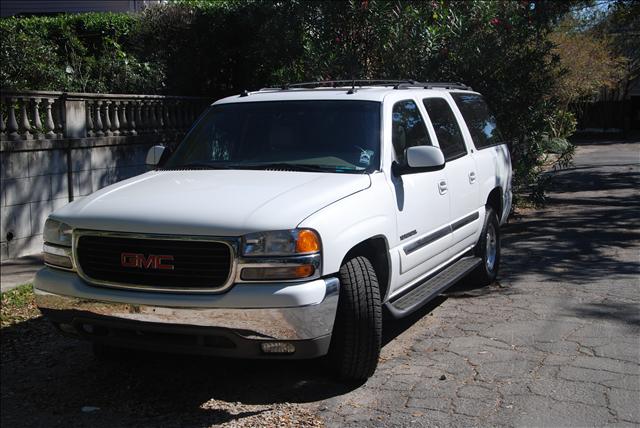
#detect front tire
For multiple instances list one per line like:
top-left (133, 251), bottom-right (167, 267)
top-left (471, 206), bottom-right (501, 286)
top-left (328, 256), bottom-right (382, 381)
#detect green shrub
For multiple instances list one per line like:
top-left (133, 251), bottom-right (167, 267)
top-left (0, 0), bottom-right (582, 204)
top-left (0, 13), bottom-right (164, 93)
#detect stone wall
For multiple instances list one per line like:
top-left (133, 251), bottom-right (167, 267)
top-left (0, 135), bottom-right (182, 260)
top-left (0, 90), bottom-right (211, 260)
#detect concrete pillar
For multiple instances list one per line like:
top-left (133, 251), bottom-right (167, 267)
top-left (63, 99), bottom-right (86, 138)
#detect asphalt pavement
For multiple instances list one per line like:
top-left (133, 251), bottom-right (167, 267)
top-left (319, 138), bottom-right (640, 426)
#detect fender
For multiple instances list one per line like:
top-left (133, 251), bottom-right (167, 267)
top-left (298, 173), bottom-right (397, 275)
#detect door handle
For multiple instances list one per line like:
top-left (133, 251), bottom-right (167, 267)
top-left (438, 180), bottom-right (448, 195)
top-left (469, 171), bottom-right (477, 184)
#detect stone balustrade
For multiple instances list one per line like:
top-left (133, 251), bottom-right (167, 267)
top-left (1, 90), bottom-right (212, 260)
top-left (0, 91), bottom-right (211, 141)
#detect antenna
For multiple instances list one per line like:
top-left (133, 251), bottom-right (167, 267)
top-left (347, 79), bottom-right (357, 94)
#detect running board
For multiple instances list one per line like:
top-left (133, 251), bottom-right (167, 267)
top-left (385, 256), bottom-right (482, 319)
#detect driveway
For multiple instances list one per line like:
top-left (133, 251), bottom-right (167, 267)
top-left (320, 139), bottom-right (640, 426)
top-left (1, 139), bottom-right (638, 427)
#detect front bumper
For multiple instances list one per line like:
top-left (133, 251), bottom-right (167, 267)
top-left (35, 267), bottom-right (339, 359)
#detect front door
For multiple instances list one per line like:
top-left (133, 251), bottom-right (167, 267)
top-left (388, 99), bottom-right (452, 295)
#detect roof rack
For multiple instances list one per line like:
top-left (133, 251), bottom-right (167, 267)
top-left (260, 79), bottom-right (471, 92)
top-left (394, 81), bottom-right (471, 90)
top-left (263, 80), bottom-right (412, 90)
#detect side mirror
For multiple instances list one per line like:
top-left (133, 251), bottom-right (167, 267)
top-left (393, 146), bottom-right (445, 175)
top-left (145, 145), bottom-right (166, 167)
top-left (407, 146), bottom-right (445, 169)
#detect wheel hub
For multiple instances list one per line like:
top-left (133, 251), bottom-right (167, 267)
top-left (485, 223), bottom-right (497, 271)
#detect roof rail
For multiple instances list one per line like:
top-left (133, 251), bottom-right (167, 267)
top-left (259, 79), bottom-right (471, 92)
top-left (261, 80), bottom-right (415, 90)
top-left (393, 81), bottom-right (471, 90)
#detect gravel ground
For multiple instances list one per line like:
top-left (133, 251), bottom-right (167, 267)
top-left (1, 138), bottom-right (638, 427)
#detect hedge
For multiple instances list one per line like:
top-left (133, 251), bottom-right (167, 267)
top-left (0, 0), bottom-right (579, 203)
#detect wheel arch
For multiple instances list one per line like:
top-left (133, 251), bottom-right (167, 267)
top-left (486, 187), bottom-right (503, 219)
top-left (341, 235), bottom-right (391, 302)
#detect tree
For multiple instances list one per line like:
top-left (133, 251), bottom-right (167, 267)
top-left (551, 22), bottom-right (626, 108)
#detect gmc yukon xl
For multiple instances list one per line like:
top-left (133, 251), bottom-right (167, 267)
top-left (35, 80), bottom-right (512, 380)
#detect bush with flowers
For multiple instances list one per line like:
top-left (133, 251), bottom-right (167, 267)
top-left (1, 0), bottom-right (583, 204)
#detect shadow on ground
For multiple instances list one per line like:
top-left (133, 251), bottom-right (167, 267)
top-left (571, 302), bottom-right (640, 328)
top-left (499, 149), bottom-right (639, 284)
top-left (1, 294), bottom-right (452, 427)
top-left (1, 316), bottom-right (343, 427)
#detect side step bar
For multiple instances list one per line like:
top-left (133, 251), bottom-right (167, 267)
top-left (385, 256), bottom-right (482, 319)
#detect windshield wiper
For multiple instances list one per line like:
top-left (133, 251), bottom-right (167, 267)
top-left (237, 162), bottom-right (330, 172)
top-left (170, 162), bottom-right (235, 170)
top-left (169, 161), bottom-right (361, 173)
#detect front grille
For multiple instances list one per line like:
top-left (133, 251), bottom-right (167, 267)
top-left (76, 234), bottom-right (233, 291)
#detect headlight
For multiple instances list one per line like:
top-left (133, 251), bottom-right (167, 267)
top-left (43, 218), bottom-right (74, 270)
top-left (239, 229), bottom-right (321, 281)
top-left (242, 229), bottom-right (321, 256)
top-left (43, 219), bottom-right (73, 247)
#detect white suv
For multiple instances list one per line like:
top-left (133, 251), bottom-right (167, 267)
top-left (35, 81), bottom-right (512, 380)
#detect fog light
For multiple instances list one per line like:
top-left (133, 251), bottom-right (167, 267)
top-left (260, 341), bottom-right (296, 354)
top-left (43, 252), bottom-right (73, 269)
top-left (43, 244), bottom-right (73, 269)
top-left (241, 264), bottom-right (315, 281)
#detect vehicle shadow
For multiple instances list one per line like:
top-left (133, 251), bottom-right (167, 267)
top-left (1, 296), bottom-right (450, 427)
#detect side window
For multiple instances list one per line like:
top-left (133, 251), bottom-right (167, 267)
top-left (392, 100), bottom-right (431, 163)
top-left (422, 97), bottom-right (467, 161)
top-left (451, 93), bottom-right (503, 149)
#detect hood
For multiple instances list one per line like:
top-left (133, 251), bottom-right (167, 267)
top-left (53, 170), bottom-right (371, 236)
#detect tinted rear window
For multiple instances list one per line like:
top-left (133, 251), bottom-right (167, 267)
top-left (451, 93), bottom-right (503, 149)
top-left (422, 97), bottom-right (467, 161)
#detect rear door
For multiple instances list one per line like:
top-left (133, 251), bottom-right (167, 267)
top-left (387, 99), bottom-right (452, 293)
top-left (450, 92), bottom-right (512, 225)
top-left (421, 96), bottom-right (481, 256)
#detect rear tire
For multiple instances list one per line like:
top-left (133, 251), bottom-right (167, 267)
top-left (471, 206), bottom-right (501, 286)
top-left (328, 256), bottom-right (382, 381)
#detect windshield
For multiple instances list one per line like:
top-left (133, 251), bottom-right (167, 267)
top-left (163, 100), bottom-right (381, 173)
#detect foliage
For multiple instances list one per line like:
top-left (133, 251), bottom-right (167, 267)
top-left (550, 21), bottom-right (626, 107)
top-left (0, 0), bottom-right (596, 204)
top-left (133, 1), bottom-right (304, 96)
top-left (539, 2), bottom-right (633, 189)
top-left (0, 13), bottom-right (164, 93)
top-left (0, 284), bottom-right (38, 328)
top-left (593, 1), bottom-right (640, 98)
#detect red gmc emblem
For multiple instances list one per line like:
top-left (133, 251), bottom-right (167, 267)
top-left (121, 253), bottom-right (175, 270)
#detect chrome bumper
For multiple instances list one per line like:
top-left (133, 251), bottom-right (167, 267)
top-left (34, 268), bottom-right (339, 342)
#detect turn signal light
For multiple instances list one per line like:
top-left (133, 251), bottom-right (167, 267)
top-left (296, 229), bottom-right (320, 253)
top-left (241, 264), bottom-right (315, 281)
